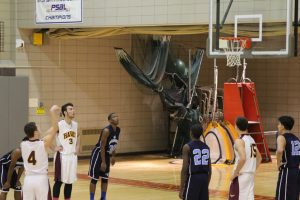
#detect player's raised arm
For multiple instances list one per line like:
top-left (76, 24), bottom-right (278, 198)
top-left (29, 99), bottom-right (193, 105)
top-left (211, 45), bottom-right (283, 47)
top-left (231, 139), bottom-right (246, 181)
top-left (43, 105), bottom-right (60, 149)
top-left (179, 144), bottom-right (190, 199)
top-left (276, 135), bottom-right (286, 170)
top-left (100, 128), bottom-right (110, 172)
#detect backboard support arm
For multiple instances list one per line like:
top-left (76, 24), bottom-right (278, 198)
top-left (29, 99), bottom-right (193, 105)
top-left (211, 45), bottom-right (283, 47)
top-left (294, 0), bottom-right (299, 56)
top-left (221, 0), bottom-right (234, 28)
top-left (216, 0), bottom-right (221, 50)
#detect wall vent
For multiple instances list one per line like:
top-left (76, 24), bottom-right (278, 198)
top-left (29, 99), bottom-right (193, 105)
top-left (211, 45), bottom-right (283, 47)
top-left (0, 68), bottom-right (16, 76)
top-left (82, 129), bottom-right (102, 135)
top-left (80, 128), bottom-right (101, 155)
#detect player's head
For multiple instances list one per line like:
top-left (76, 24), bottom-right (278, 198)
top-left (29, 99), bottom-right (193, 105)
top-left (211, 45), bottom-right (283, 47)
top-left (61, 103), bottom-right (75, 119)
top-left (235, 116), bottom-right (248, 132)
top-left (278, 115), bottom-right (294, 134)
top-left (190, 123), bottom-right (203, 140)
top-left (24, 122), bottom-right (38, 139)
top-left (108, 112), bottom-right (119, 126)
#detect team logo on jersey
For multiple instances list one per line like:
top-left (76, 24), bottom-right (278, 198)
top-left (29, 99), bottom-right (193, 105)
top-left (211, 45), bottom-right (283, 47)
top-left (108, 138), bottom-right (118, 154)
top-left (63, 131), bottom-right (76, 139)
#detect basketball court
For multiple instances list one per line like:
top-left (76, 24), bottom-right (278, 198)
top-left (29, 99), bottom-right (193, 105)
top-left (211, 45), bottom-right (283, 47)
top-left (0, 0), bottom-right (299, 199)
top-left (4, 154), bottom-right (278, 200)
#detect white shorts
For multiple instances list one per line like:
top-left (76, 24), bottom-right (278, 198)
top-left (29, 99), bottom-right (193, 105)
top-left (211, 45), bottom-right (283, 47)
top-left (23, 174), bottom-right (49, 200)
top-left (238, 173), bottom-right (254, 200)
top-left (54, 152), bottom-right (77, 184)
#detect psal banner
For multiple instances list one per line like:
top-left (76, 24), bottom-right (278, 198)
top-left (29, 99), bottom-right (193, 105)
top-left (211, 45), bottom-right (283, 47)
top-left (36, 0), bottom-right (82, 24)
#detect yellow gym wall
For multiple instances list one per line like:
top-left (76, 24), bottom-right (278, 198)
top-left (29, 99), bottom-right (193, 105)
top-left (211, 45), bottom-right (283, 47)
top-left (15, 30), bottom-right (168, 155)
top-left (12, 31), bottom-right (300, 153)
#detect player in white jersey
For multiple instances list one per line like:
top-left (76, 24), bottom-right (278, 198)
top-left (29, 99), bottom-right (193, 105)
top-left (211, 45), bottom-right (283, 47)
top-left (53, 103), bottom-right (80, 200)
top-left (229, 117), bottom-right (262, 200)
top-left (20, 105), bottom-right (60, 200)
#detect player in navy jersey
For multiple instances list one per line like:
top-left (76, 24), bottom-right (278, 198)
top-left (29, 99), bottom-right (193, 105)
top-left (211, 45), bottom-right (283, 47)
top-left (0, 137), bottom-right (27, 200)
top-left (275, 116), bottom-right (300, 200)
top-left (179, 123), bottom-right (211, 200)
top-left (88, 113), bottom-right (120, 200)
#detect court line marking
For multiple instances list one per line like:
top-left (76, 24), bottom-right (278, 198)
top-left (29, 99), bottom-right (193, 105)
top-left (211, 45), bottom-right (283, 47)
top-left (49, 172), bottom-right (275, 200)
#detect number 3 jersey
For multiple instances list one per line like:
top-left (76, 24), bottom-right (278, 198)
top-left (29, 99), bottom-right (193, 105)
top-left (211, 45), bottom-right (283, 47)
top-left (281, 133), bottom-right (300, 168)
top-left (234, 135), bottom-right (257, 173)
top-left (21, 140), bottom-right (48, 175)
top-left (188, 140), bottom-right (210, 175)
top-left (56, 120), bottom-right (78, 155)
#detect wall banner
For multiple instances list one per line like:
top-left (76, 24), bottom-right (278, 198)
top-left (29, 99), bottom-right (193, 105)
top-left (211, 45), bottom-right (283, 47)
top-left (36, 0), bottom-right (82, 24)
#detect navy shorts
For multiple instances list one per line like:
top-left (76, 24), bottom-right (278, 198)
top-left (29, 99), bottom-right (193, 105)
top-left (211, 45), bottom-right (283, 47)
top-left (88, 147), bottom-right (110, 180)
top-left (276, 168), bottom-right (300, 200)
top-left (183, 173), bottom-right (209, 200)
top-left (0, 164), bottom-right (22, 192)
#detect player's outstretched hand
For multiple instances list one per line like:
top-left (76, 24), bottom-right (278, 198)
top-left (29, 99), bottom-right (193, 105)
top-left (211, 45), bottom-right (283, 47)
top-left (55, 146), bottom-right (63, 152)
top-left (111, 157), bottom-right (116, 166)
top-left (50, 105), bottom-right (60, 115)
top-left (230, 171), bottom-right (239, 181)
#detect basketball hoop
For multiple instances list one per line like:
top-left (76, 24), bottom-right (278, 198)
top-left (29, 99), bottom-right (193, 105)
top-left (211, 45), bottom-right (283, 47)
top-left (219, 37), bottom-right (251, 67)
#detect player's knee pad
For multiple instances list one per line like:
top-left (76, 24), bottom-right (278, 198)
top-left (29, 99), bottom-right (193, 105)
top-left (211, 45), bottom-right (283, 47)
top-left (101, 178), bottom-right (108, 184)
top-left (90, 179), bottom-right (98, 185)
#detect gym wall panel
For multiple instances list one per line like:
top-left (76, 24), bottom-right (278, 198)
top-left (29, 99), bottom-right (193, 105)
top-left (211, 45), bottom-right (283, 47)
top-left (15, 32), bottom-right (168, 154)
top-left (0, 0), bottom-right (14, 66)
top-left (8, 77), bottom-right (29, 150)
top-left (0, 77), bottom-right (10, 155)
top-left (0, 77), bottom-right (28, 156)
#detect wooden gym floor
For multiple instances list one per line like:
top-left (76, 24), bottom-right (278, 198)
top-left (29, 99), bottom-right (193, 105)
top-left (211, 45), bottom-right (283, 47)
top-left (5, 154), bottom-right (278, 200)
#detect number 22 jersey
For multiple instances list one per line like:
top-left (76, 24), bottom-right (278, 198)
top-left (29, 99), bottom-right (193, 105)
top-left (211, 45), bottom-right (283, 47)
top-left (188, 140), bottom-right (210, 175)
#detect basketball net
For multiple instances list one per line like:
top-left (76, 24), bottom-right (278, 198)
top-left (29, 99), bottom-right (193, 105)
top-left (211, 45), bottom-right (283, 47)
top-left (221, 38), bottom-right (248, 67)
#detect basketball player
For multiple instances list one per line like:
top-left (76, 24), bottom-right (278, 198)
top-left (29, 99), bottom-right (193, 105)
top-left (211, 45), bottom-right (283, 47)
top-left (53, 103), bottom-right (80, 200)
top-left (229, 116), bottom-right (262, 200)
top-left (0, 138), bottom-right (27, 200)
top-left (21, 105), bottom-right (60, 200)
top-left (88, 113), bottom-right (120, 200)
top-left (275, 116), bottom-right (300, 200)
top-left (179, 123), bottom-right (211, 200)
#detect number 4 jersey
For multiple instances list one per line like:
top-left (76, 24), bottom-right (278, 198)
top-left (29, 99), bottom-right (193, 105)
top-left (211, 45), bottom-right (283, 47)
top-left (56, 120), bottom-right (78, 155)
top-left (21, 140), bottom-right (48, 175)
top-left (188, 140), bottom-right (210, 175)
